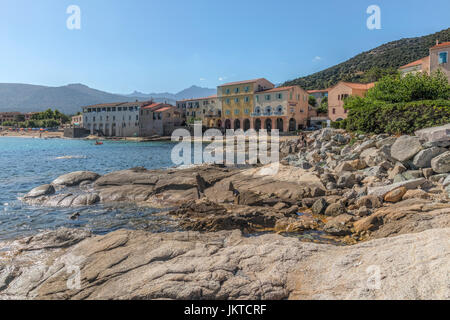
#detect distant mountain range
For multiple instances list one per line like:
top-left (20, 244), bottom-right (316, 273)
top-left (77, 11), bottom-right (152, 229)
top-left (0, 84), bottom-right (216, 115)
top-left (125, 85), bottom-right (216, 102)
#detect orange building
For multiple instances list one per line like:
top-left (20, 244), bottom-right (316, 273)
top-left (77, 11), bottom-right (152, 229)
top-left (328, 82), bottom-right (375, 122)
top-left (251, 86), bottom-right (310, 132)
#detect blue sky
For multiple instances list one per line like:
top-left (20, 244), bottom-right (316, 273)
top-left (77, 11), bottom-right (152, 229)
top-left (0, 0), bottom-right (449, 93)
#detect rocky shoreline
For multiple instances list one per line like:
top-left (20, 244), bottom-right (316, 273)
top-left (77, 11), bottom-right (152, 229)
top-left (1, 124), bottom-right (449, 299)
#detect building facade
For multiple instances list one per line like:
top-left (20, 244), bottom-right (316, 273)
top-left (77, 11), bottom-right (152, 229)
top-left (399, 56), bottom-right (430, 76)
top-left (218, 78), bottom-right (274, 130)
top-left (71, 114), bottom-right (83, 127)
top-left (176, 95), bottom-right (220, 127)
top-left (328, 82), bottom-right (375, 122)
top-left (82, 101), bottom-right (150, 137)
top-left (398, 41), bottom-right (449, 83)
top-left (0, 112), bottom-right (22, 125)
top-left (140, 103), bottom-right (183, 136)
top-left (429, 41), bottom-right (449, 82)
top-left (252, 86), bottom-right (310, 132)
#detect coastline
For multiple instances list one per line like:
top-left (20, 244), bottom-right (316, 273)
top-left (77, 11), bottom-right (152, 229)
top-left (0, 126), bottom-right (449, 300)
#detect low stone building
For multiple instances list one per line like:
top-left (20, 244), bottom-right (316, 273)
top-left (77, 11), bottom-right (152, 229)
top-left (139, 103), bottom-right (184, 137)
top-left (71, 114), bottom-right (83, 127)
top-left (82, 101), bottom-right (151, 137)
top-left (328, 82), bottom-right (375, 122)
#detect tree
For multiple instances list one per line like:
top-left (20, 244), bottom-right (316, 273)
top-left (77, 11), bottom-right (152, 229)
top-left (317, 97), bottom-right (328, 114)
top-left (365, 69), bottom-right (449, 103)
top-left (308, 96), bottom-right (317, 107)
top-left (341, 71), bottom-right (450, 134)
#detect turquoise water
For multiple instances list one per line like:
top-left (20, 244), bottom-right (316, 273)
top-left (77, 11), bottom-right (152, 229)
top-left (0, 137), bottom-right (179, 240)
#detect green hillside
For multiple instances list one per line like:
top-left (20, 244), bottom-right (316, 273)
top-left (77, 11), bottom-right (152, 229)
top-left (283, 28), bottom-right (450, 90)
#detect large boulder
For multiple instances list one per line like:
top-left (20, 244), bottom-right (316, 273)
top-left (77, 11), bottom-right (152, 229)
top-left (1, 226), bottom-right (450, 300)
top-left (431, 151), bottom-right (450, 174)
top-left (312, 198), bottom-right (328, 214)
top-left (24, 184), bottom-right (55, 198)
top-left (337, 172), bottom-right (356, 189)
top-left (390, 136), bottom-right (423, 162)
top-left (353, 139), bottom-right (376, 154)
top-left (384, 187), bottom-right (407, 203)
top-left (412, 147), bottom-right (446, 168)
top-left (368, 178), bottom-right (426, 198)
top-left (52, 171), bottom-right (100, 187)
top-left (415, 124), bottom-right (450, 143)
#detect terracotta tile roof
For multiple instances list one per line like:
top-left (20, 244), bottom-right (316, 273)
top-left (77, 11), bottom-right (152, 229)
top-left (399, 56), bottom-right (429, 69)
top-left (177, 95), bottom-right (217, 102)
top-left (141, 103), bottom-right (163, 110)
top-left (341, 82), bottom-right (376, 90)
top-left (307, 89), bottom-right (328, 93)
top-left (430, 41), bottom-right (450, 49)
top-left (219, 78), bottom-right (267, 87)
top-left (154, 107), bottom-right (172, 113)
top-left (257, 86), bottom-right (295, 93)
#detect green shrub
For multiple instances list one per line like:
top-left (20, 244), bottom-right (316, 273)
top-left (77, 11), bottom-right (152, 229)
top-left (342, 71), bottom-right (450, 134)
top-left (344, 99), bottom-right (450, 134)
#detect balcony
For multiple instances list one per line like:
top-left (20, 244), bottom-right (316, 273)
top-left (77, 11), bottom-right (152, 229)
top-left (273, 111), bottom-right (284, 116)
top-left (262, 111), bottom-right (273, 116)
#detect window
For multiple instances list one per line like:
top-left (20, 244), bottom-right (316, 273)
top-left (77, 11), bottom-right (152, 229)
top-left (225, 110), bottom-right (231, 115)
top-left (277, 93), bottom-right (283, 100)
top-left (226, 89), bottom-right (230, 94)
top-left (439, 51), bottom-right (448, 64)
top-left (235, 88), bottom-right (239, 93)
top-left (290, 93), bottom-right (293, 100)
top-left (256, 95), bottom-right (259, 102)
top-left (254, 106), bottom-right (261, 114)
top-left (244, 86), bottom-right (250, 92)
top-left (244, 96), bottom-right (249, 103)
top-left (226, 99), bottom-right (230, 104)
top-left (333, 108), bottom-right (336, 114)
top-left (290, 108), bottom-right (294, 113)
top-left (234, 109), bottom-right (240, 115)
top-left (235, 98), bottom-right (239, 103)
top-left (244, 109), bottom-right (249, 114)
top-left (265, 95), bottom-right (271, 101)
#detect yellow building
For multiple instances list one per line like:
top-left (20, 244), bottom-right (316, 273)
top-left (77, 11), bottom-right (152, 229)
top-left (218, 78), bottom-right (274, 129)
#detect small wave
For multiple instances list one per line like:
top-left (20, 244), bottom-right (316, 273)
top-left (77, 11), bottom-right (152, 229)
top-left (54, 155), bottom-right (87, 160)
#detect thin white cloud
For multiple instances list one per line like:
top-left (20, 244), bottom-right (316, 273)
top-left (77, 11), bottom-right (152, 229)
top-left (199, 78), bottom-right (206, 81)
top-left (218, 76), bottom-right (227, 81)
top-left (313, 56), bottom-right (322, 62)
